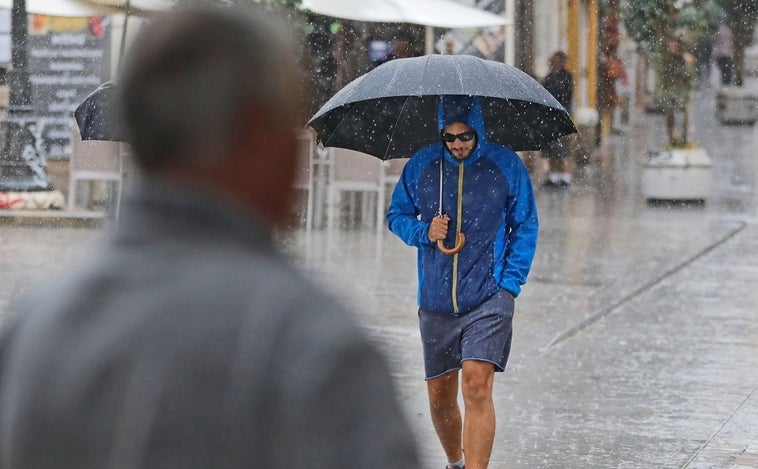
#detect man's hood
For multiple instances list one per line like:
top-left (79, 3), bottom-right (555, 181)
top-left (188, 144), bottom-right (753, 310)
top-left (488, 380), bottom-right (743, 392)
top-left (437, 95), bottom-right (487, 164)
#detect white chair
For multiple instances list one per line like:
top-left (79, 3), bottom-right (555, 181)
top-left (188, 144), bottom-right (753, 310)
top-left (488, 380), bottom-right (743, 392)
top-left (292, 131), bottom-right (316, 230)
top-left (327, 147), bottom-right (383, 230)
top-left (376, 158), bottom-right (408, 232)
top-left (312, 145), bottom-right (331, 228)
top-left (68, 128), bottom-right (124, 217)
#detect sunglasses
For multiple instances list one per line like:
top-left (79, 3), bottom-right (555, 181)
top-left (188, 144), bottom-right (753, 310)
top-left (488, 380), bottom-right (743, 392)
top-left (440, 131), bottom-right (476, 143)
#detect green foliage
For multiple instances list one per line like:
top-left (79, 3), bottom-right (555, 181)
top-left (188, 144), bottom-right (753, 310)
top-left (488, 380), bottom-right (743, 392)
top-left (623, 0), bottom-right (720, 145)
top-left (624, 1), bottom-right (674, 47)
top-left (624, 0), bottom-right (719, 79)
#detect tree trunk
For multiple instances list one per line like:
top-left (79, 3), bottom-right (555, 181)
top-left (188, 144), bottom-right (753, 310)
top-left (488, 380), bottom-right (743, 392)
top-left (666, 112), bottom-right (679, 147)
top-left (733, 46), bottom-right (745, 87)
top-left (515, 0), bottom-right (535, 76)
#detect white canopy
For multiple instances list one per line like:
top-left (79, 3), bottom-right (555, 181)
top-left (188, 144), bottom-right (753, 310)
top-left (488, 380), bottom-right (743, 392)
top-left (0, 0), bottom-right (173, 17)
top-left (299, 0), bottom-right (509, 28)
top-left (75, 0), bottom-right (174, 12)
top-left (2, 0), bottom-right (506, 27)
top-left (0, 0), bottom-right (121, 17)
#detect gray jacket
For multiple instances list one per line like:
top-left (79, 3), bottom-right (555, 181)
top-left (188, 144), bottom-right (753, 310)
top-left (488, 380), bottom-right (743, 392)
top-left (0, 178), bottom-right (418, 468)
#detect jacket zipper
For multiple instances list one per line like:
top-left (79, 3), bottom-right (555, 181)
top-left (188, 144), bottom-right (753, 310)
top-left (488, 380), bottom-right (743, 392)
top-left (451, 161), bottom-right (464, 314)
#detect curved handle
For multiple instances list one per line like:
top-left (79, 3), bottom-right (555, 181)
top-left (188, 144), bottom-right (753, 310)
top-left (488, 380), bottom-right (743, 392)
top-left (436, 232), bottom-right (466, 255)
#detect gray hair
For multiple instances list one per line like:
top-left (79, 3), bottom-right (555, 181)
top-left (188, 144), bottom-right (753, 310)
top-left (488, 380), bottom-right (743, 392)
top-left (118, 4), bottom-right (300, 170)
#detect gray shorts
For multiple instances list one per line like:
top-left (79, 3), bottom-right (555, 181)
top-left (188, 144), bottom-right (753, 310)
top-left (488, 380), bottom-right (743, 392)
top-left (418, 290), bottom-right (515, 379)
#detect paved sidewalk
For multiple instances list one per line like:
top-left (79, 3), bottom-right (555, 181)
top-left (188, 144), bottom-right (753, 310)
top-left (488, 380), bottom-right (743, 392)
top-left (285, 214), bottom-right (758, 468)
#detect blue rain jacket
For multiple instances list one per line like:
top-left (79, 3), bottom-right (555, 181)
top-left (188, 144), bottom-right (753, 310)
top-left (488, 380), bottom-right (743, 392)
top-left (386, 96), bottom-right (538, 315)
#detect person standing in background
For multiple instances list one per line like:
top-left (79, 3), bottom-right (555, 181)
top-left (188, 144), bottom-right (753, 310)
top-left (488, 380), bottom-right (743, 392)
top-left (597, 10), bottom-right (627, 144)
top-left (541, 51), bottom-right (574, 187)
top-left (694, 32), bottom-right (713, 87)
top-left (713, 23), bottom-right (734, 85)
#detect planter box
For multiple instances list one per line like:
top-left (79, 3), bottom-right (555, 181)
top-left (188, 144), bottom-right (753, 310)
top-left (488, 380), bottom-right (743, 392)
top-left (641, 147), bottom-right (712, 201)
top-left (716, 86), bottom-right (758, 125)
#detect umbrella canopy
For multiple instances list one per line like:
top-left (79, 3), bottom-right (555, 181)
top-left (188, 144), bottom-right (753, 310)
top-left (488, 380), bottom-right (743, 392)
top-left (74, 81), bottom-right (125, 141)
top-left (307, 54), bottom-right (577, 159)
top-left (299, 0), bottom-right (509, 28)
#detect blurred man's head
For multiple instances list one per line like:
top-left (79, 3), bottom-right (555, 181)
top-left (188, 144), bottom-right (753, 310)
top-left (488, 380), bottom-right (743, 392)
top-left (119, 4), bottom-right (302, 226)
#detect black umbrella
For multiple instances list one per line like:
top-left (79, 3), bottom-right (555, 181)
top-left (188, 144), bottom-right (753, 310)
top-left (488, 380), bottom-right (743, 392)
top-left (74, 81), bottom-right (125, 141)
top-left (307, 54), bottom-right (577, 159)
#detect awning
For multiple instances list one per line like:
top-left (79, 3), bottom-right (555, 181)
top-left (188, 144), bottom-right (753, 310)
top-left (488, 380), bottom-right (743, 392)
top-left (0, 0), bottom-right (120, 17)
top-left (299, 0), bottom-right (509, 28)
top-left (74, 0), bottom-right (174, 13)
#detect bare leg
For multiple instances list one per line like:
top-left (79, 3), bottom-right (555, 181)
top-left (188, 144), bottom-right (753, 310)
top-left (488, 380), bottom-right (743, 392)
top-left (547, 158), bottom-right (560, 175)
top-left (427, 371), bottom-right (464, 464)
top-left (461, 360), bottom-right (496, 469)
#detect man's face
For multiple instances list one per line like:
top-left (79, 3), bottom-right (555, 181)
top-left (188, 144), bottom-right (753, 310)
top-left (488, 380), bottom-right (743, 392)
top-left (442, 121), bottom-right (477, 160)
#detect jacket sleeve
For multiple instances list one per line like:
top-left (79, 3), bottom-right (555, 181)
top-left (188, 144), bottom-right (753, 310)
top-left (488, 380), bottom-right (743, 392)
top-left (500, 157), bottom-right (539, 297)
top-left (386, 161), bottom-right (434, 248)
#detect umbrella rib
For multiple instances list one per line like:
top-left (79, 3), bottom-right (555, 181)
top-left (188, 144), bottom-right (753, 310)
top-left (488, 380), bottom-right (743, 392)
top-left (453, 58), bottom-right (465, 94)
top-left (317, 103), bottom-right (357, 148)
top-left (384, 96), bottom-right (414, 159)
top-left (420, 55), bottom-right (433, 95)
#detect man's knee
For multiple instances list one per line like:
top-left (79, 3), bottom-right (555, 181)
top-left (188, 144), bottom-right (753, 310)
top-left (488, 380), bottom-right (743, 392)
top-left (461, 361), bottom-right (494, 404)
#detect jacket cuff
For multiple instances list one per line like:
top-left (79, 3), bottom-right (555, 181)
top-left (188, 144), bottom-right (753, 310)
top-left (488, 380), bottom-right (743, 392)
top-left (420, 223), bottom-right (435, 245)
top-left (501, 280), bottom-right (521, 298)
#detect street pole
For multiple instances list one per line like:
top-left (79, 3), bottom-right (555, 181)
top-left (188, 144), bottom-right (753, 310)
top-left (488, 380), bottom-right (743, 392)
top-left (514, 0), bottom-right (535, 76)
top-left (504, 0), bottom-right (515, 65)
top-left (587, 0), bottom-right (599, 110)
top-left (0, 0), bottom-right (52, 191)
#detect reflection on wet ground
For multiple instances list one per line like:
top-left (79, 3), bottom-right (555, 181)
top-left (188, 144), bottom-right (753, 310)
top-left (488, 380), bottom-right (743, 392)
top-left (0, 226), bottom-right (101, 323)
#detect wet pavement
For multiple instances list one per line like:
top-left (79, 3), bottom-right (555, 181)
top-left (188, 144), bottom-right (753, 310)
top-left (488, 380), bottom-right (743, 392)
top-left (1, 75), bottom-right (757, 468)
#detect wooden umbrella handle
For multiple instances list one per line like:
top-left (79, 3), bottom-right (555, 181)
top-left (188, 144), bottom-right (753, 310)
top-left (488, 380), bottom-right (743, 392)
top-left (436, 232), bottom-right (466, 255)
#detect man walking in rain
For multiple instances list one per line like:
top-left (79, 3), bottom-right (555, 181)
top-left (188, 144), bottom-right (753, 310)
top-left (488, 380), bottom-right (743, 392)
top-left (0, 4), bottom-right (418, 468)
top-left (387, 96), bottom-right (538, 469)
